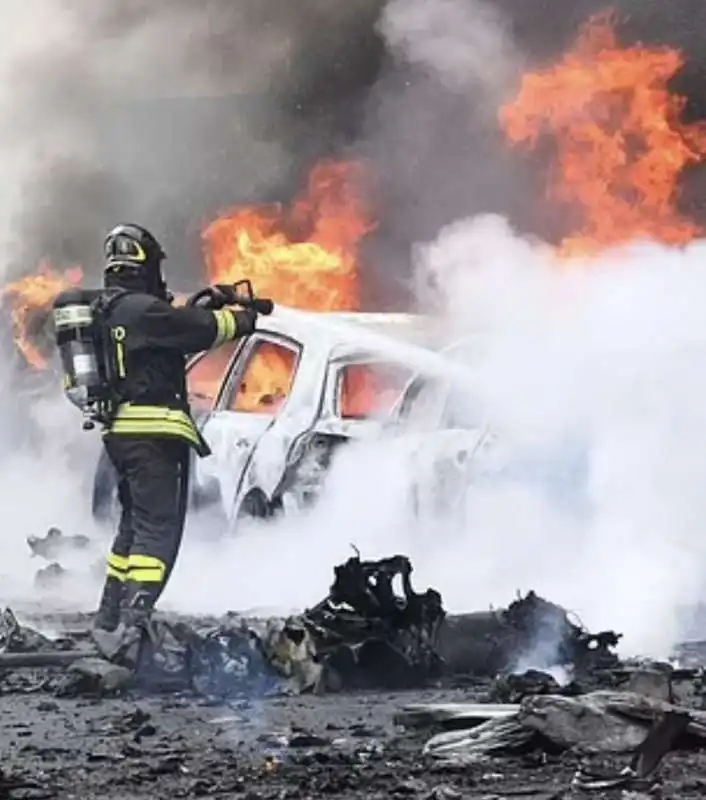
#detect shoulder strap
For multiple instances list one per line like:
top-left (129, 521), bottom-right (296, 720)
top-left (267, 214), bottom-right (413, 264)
top-left (91, 287), bottom-right (132, 318)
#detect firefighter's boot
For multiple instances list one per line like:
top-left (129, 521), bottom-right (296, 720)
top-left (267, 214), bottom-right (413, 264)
top-left (92, 584), bottom-right (158, 670)
top-left (92, 575), bottom-right (126, 633)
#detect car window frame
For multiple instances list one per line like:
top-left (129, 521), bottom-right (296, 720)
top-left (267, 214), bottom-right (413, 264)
top-left (185, 340), bottom-right (245, 413)
top-left (331, 357), bottom-right (417, 421)
top-left (215, 331), bottom-right (304, 415)
top-left (395, 375), bottom-right (449, 429)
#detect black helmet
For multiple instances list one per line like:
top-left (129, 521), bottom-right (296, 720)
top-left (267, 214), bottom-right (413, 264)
top-left (103, 223), bottom-right (168, 299)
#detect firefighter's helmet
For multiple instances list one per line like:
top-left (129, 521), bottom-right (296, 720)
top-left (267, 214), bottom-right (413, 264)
top-left (103, 224), bottom-right (168, 298)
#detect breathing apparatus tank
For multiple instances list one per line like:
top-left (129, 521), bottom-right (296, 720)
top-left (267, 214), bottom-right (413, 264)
top-left (52, 288), bottom-right (117, 430)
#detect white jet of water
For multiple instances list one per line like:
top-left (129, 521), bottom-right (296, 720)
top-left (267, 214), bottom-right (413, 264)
top-left (171, 214), bottom-right (706, 661)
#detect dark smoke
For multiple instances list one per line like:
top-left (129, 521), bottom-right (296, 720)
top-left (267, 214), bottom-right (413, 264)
top-left (356, 0), bottom-right (706, 307)
top-left (5, 0), bottom-right (385, 288)
top-left (6, 0), bottom-right (706, 304)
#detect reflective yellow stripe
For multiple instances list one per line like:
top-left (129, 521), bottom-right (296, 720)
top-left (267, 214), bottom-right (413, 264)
top-left (128, 568), bottom-right (163, 583)
top-left (107, 566), bottom-right (127, 582)
top-left (127, 554), bottom-right (166, 585)
top-left (112, 404), bottom-right (194, 424)
top-left (108, 403), bottom-right (201, 448)
top-left (128, 554), bottom-right (165, 569)
top-left (224, 310), bottom-right (237, 340)
top-left (110, 418), bottom-right (201, 447)
top-left (213, 310), bottom-right (227, 345)
top-left (212, 310), bottom-right (237, 346)
top-left (115, 341), bottom-right (126, 378)
top-left (108, 553), bottom-right (129, 572)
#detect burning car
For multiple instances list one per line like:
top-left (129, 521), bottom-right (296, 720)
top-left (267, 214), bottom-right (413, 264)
top-left (92, 308), bottom-right (440, 533)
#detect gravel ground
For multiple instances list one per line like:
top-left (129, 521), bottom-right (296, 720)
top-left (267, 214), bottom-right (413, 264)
top-left (2, 608), bottom-right (706, 799)
top-left (3, 678), bottom-right (706, 800)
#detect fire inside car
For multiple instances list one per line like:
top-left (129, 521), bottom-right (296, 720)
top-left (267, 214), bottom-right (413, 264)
top-left (186, 341), bottom-right (239, 413)
top-left (231, 341), bottom-right (299, 414)
top-left (186, 339), bottom-right (300, 415)
top-left (337, 362), bottom-right (412, 420)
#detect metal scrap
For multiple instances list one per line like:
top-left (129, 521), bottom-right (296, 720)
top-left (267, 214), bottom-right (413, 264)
top-left (571, 710), bottom-right (691, 791)
top-left (27, 527), bottom-right (91, 560)
top-left (418, 689), bottom-right (706, 767)
top-left (395, 702), bottom-right (519, 730)
top-left (436, 590), bottom-right (621, 679)
top-left (296, 551), bottom-right (446, 691)
top-left (423, 716), bottom-right (537, 763)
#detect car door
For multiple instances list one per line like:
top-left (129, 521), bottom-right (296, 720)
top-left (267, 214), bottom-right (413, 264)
top-left (423, 389), bottom-right (492, 522)
top-left (392, 375), bottom-right (488, 521)
top-left (195, 332), bottom-right (303, 517)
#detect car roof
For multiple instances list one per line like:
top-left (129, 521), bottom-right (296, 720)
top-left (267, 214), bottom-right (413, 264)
top-left (257, 308), bottom-right (444, 360)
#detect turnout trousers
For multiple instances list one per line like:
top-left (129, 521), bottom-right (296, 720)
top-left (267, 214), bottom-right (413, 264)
top-left (95, 436), bottom-right (190, 630)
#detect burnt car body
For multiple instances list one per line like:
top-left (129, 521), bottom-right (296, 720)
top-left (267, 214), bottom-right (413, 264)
top-left (387, 339), bottom-right (591, 526)
top-left (92, 309), bottom-right (440, 534)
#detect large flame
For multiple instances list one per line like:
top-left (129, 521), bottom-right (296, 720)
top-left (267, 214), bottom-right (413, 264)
top-left (201, 158), bottom-right (378, 409)
top-left (203, 159), bottom-right (376, 309)
top-left (2, 159), bottom-right (388, 417)
top-left (1, 262), bottom-right (83, 368)
top-left (499, 12), bottom-right (706, 257)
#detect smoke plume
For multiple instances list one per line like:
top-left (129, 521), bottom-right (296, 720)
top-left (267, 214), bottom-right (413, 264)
top-left (359, 0), bottom-right (531, 306)
top-left (0, 0), bottom-right (385, 285)
top-left (160, 218), bottom-right (706, 660)
top-left (153, 0), bottom-right (706, 659)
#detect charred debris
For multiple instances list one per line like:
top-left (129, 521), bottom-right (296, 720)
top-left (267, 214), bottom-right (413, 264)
top-left (7, 539), bottom-right (621, 700)
top-left (9, 542), bottom-right (706, 795)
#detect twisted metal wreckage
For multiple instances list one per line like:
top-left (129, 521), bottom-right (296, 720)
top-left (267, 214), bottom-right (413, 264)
top-left (2, 542), bottom-right (621, 700)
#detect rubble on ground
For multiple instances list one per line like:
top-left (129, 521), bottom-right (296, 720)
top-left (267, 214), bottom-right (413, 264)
top-left (2, 551), bottom-right (625, 703)
top-left (438, 589), bottom-right (621, 681)
top-left (6, 547), bottom-right (706, 798)
top-left (27, 527), bottom-right (91, 561)
top-left (2, 552), bottom-right (449, 698)
top-left (395, 663), bottom-right (706, 795)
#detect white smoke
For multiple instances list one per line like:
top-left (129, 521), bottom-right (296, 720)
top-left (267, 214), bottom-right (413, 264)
top-left (0, 387), bottom-right (106, 609)
top-left (379, 0), bottom-right (521, 99)
top-left (408, 215), bottom-right (706, 658)
top-left (157, 213), bottom-right (706, 662)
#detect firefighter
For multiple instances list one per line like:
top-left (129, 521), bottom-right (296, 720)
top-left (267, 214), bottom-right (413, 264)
top-left (91, 223), bottom-right (256, 663)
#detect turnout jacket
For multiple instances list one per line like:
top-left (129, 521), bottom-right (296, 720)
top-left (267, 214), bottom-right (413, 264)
top-left (104, 292), bottom-right (240, 456)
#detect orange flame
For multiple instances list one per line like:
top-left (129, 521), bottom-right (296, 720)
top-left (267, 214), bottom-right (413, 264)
top-left (499, 11), bottom-right (706, 257)
top-left (202, 158), bottom-right (378, 409)
top-left (1, 159), bottom-right (389, 419)
top-left (203, 159), bottom-right (377, 310)
top-left (1, 262), bottom-right (83, 368)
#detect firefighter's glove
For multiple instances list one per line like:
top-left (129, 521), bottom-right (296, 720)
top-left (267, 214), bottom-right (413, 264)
top-left (234, 308), bottom-right (257, 337)
top-left (206, 286), bottom-right (232, 310)
top-left (212, 284), bottom-right (242, 306)
top-left (187, 287), bottom-right (227, 309)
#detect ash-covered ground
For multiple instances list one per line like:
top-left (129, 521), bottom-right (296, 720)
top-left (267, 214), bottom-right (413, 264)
top-left (4, 657), bottom-right (706, 800)
top-left (0, 680), bottom-right (496, 800)
top-left (3, 554), bottom-right (706, 800)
